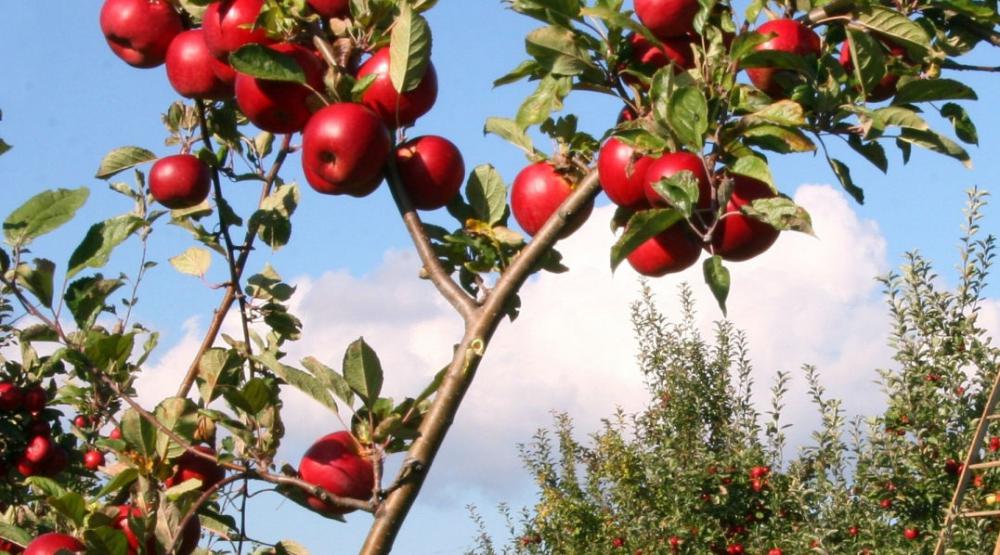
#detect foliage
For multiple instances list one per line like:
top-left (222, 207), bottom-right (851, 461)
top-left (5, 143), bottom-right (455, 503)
top-left (469, 190), bottom-right (999, 554)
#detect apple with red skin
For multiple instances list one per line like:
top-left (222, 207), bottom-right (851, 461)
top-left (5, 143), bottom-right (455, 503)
top-left (298, 431), bottom-right (375, 514)
top-left (24, 436), bottom-right (51, 464)
top-left (627, 223), bottom-right (701, 276)
top-left (234, 42), bottom-right (325, 133)
top-left (510, 162), bottom-right (594, 238)
top-left (634, 0), bottom-right (700, 39)
top-left (109, 427), bottom-right (123, 440)
top-left (22, 386), bottom-right (46, 414)
top-left (746, 19), bottom-right (821, 99)
top-left (165, 445), bottom-right (226, 491)
top-left (395, 135), bottom-right (466, 210)
top-left (308, 0), bottom-right (350, 18)
top-left (358, 48), bottom-right (439, 128)
top-left (99, 0), bottom-right (183, 69)
top-left (149, 154), bottom-right (212, 210)
top-left (0, 539), bottom-right (22, 554)
top-left (709, 175), bottom-right (780, 261)
top-left (668, 536), bottom-right (681, 551)
top-left (202, 0), bottom-right (274, 60)
top-left (166, 30), bottom-right (233, 100)
top-left (23, 533), bottom-right (83, 555)
top-left (839, 40), bottom-right (908, 102)
top-left (84, 450), bottom-right (105, 471)
top-left (0, 383), bottom-right (22, 412)
top-left (39, 446), bottom-right (68, 477)
top-left (726, 544), bottom-right (745, 555)
top-left (302, 103), bottom-right (391, 196)
top-left (768, 549), bottom-right (783, 555)
top-left (903, 527), bottom-right (920, 541)
top-left (642, 151), bottom-right (711, 210)
top-left (624, 33), bottom-right (694, 82)
top-left (598, 137), bottom-right (654, 210)
top-left (990, 436), bottom-right (1000, 452)
top-left (73, 415), bottom-right (92, 429)
top-left (115, 504), bottom-right (200, 555)
top-left (16, 456), bottom-right (37, 478)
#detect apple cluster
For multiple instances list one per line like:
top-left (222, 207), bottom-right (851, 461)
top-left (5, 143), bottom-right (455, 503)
top-left (0, 381), bottom-right (70, 481)
top-left (99, 0), bottom-right (467, 212)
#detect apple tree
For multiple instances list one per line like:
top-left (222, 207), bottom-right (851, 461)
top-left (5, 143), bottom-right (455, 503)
top-left (0, 0), bottom-right (998, 553)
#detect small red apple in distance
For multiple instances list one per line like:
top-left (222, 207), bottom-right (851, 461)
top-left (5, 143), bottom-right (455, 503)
top-left (746, 19), bottom-right (821, 99)
top-left (626, 223), bottom-right (702, 276)
top-left (22, 385), bottom-right (46, 414)
top-left (23, 533), bottom-right (84, 555)
top-left (84, 450), bottom-right (105, 471)
top-left (115, 504), bottom-right (200, 555)
top-left (73, 415), bottom-right (91, 429)
top-left (165, 445), bottom-right (225, 491)
top-left (109, 427), bottom-right (123, 440)
top-left (903, 527), bottom-right (920, 540)
top-left (234, 42), bottom-right (325, 133)
top-left (24, 436), bottom-right (51, 464)
top-left (298, 431), bottom-right (374, 514)
top-left (307, 0), bottom-right (350, 18)
top-left (643, 151), bottom-right (711, 209)
top-left (149, 154), bottom-right (212, 210)
top-left (0, 383), bottom-right (23, 412)
top-left (511, 162), bottom-right (594, 238)
top-left (395, 135), bottom-right (466, 210)
top-left (598, 137), bottom-right (653, 210)
top-left (202, 0), bottom-right (274, 60)
top-left (166, 30), bottom-right (233, 100)
top-left (634, 0), bottom-right (700, 39)
top-left (768, 549), bottom-right (783, 555)
top-left (358, 48), bottom-right (439, 128)
top-left (302, 103), bottom-right (391, 196)
top-left (99, 0), bottom-right (183, 69)
top-left (709, 175), bottom-right (780, 261)
top-left (839, 40), bottom-right (908, 102)
top-left (726, 544), bottom-right (745, 555)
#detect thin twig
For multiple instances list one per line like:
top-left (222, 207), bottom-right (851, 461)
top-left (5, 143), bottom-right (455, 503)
top-left (942, 60), bottom-right (1000, 72)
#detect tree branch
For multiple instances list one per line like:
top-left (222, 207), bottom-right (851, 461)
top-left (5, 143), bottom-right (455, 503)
top-left (942, 59), bottom-right (1000, 72)
top-left (359, 170), bottom-right (601, 555)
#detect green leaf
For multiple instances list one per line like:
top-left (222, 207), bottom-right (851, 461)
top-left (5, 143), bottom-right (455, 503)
top-left (0, 139), bottom-right (11, 157)
top-left (846, 136), bottom-right (889, 173)
top-left (249, 183), bottom-right (299, 250)
top-left (302, 356), bottom-right (355, 407)
top-left (484, 117), bottom-right (537, 157)
top-left (846, 29), bottom-right (886, 97)
top-left (154, 397), bottom-right (199, 459)
top-left (273, 540), bottom-right (312, 555)
top-left (744, 100), bottom-right (806, 127)
top-left (50, 492), bottom-right (86, 526)
top-left (25, 476), bottom-right (69, 498)
top-left (389, 3), bottom-right (433, 93)
top-left (164, 476), bottom-right (204, 500)
top-left (14, 259), bottom-right (55, 308)
top-left (66, 214), bottom-right (144, 278)
top-left (241, 378), bottom-right (273, 414)
top-left (703, 256), bottom-right (730, 316)
top-left (64, 275), bottom-right (125, 328)
top-left (730, 156), bottom-right (775, 190)
top-left (610, 209), bottom-right (683, 271)
top-left (742, 125), bottom-right (816, 154)
top-left (95, 147), bottom-right (156, 179)
top-left (343, 337), bottom-right (384, 408)
top-left (730, 31), bottom-right (771, 63)
top-left (84, 528), bottom-right (129, 555)
top-left (855, 7), bottom-right (931, 52)
top-left (668, 87), bottom-right (708, 150)
top-left (170, 247), bottom-right (212, 278)
top-left (493, 59), bottom-right (543, 87)
top-left (940, 102), bottom-right (979, 145)
top-left (516, 74), bottom-right (572, 129)
top-left (466, 165), bottom-right (507, 225)
top-left (897, 128), bottom-right (972, 168)
top-left (871, 106), bottom-right (928, 130)
top-left (828, 157), bottom-right (864, 204)
top-left (229, 44), bottom-right (306, 83)
top-left (0, 522), bottom-right (32, 548)
top-left (742, 197), bottom-right (815, 235)
top-left (524, 26), bottom-right (597, 76)
top-left (650, 171), bottom-right (701, 218)
top-left (893, 79), bottom-right (977, 104)
top-left (120, 407), bottom-right (158, 458)
top-left (96, 468), bottom-right (139, 498)
top-left (257, 353), bottom-right (341, 414)
top-left (4, 187), bottom-right (89, 246)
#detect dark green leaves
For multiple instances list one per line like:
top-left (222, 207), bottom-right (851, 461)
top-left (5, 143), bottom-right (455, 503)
top-left (703, 256), bottom-right (730, 316)
top-left (343, 338), bottom-right (384, 408)
top-left (67, 215), bottom-right (144, 278)
top-left (466, 165), bottom-right (508, 225)
top-left (845, 30), bottom-right (886, 98)
top-left (610, 209), bottom-right (683, 271)
top-left (249, 183), bottom-right (300, 250)
top-left (525, 26), bottom-right (598, 77)
top-left (855, 7), bottom-right (931, 52)
top-left (95, 147), bottom-right (156, 179)
top-left (484, 117), bottom-right (539, 157)
top-left (65, 275), bottom-right (125, 329)
top-left (940, 103), bottom-right (979, 145)
top-left (668, 87), bottom-right (709, 151)
top-left (4, 187), bottom-right (89, 247)
top-left (516, 74), bottom-right (572, 128)
top-left (742, 197), bottom-right (815, 235)
top-left (229, 44), bottom-right (305, 83)
top-left (897, 128), bottom-right (972, 167)
top-left (893, 79), bottom-right (977, 104)
top-left (389, 2), bottom-right (433, 93)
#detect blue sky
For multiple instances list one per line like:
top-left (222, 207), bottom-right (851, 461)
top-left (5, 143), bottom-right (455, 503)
top-left (3, 2), bottom-right (1000, 553)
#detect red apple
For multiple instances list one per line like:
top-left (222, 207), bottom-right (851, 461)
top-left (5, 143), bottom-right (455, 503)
top-left (839, 39), bottom-right (908, 102)
top-left (598, 137), bottom-right (653, 210)
top-left (709, 175), bottom-right (779, 261)
top-left (298, 431), bottom-right (374, 514)
top-left (24, 436), bottom-right (51, 464)
top-left (109, 427), bottom-right (123, 440)
top-left (357, 48), bottom-right (438, 128)
top-left (0, 539), bottom-right (22, 554)
top-left (21, 386), bottom-right (46, 414)
top-left (165, 445), bottom-right (225, 492)
top-left (635, 0), bottom-right (700, 39)
top-left (73, 415), bottom-right (92, 430)
top-left (626, 222), bottom-right (702, 276)
top-left (624, 32), bottom-right (694, 82)
top-left (746, 19), bottom-right (821, 99)
top-left (202, 0), bottom-right (274, 60)
top-left (234, 42), bottom-right (325, 133)
top-left (99, 0), bottom-right (183, 69)
top-left (726, 544), bottom-right (745, 555)
top-left (768, 549), bottom-right (783, 555)
top-left (84, 450), bottom-right (105, 471)
top-left (115, 504), bottom-right (200, 555)
top-left (0, 383), bottom-right (23, 412)
top-left (395, 135), bottom-right (466, 210)
top-left (166, 30), bottom-right (233, 100)
top-left (149, 154), bottom-right (212, 210)
top-left (16, 456), bottom-right (37, 478)
top-left (23, 533), bottom-right (83, 555)
top-left (510, 162), bottom-right (594, 238)
top-left (643, 151), bottom-right (711, 209)
top-left (38, 446), bottom-right (68, 477)
top-left (308, 0), bottom-right (350, 18)
top-left (903, 527), bottom-right (920, 541)
top-left (301, 103), bottom-right (391, 196)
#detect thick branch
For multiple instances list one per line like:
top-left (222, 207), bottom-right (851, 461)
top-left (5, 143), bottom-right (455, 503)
top-left (383, 144), bottom-right (479, 321)
top-left (359, 171), bottom-right (601, 555)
